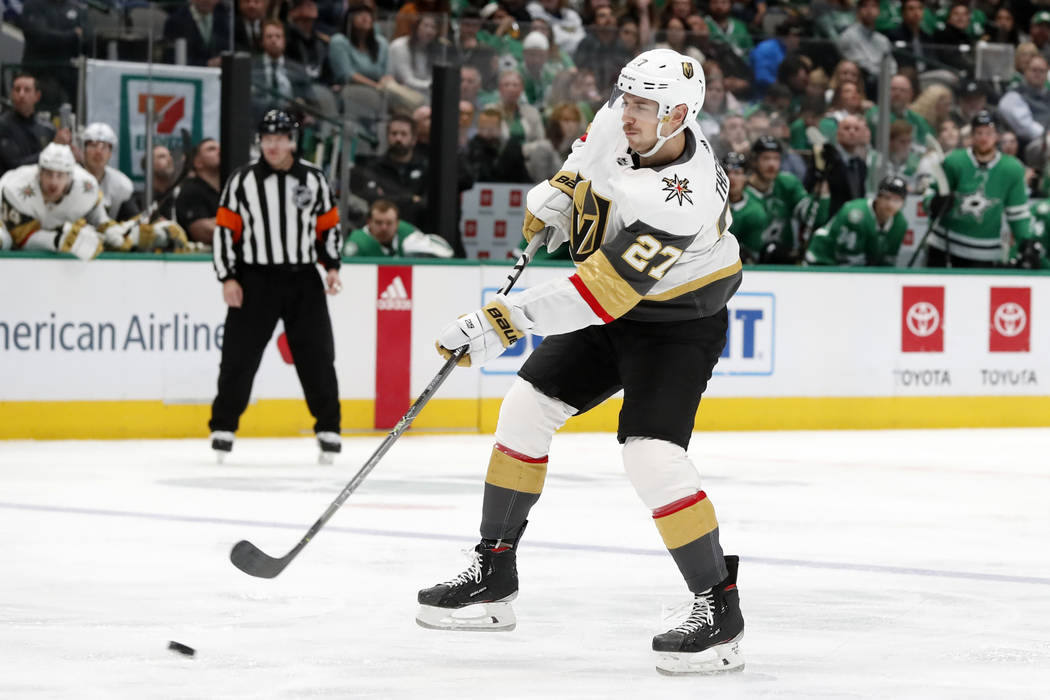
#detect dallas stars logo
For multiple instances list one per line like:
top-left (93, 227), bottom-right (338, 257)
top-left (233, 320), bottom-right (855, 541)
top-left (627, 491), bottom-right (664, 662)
top-left (661, 174), bottom-right (693, 206)
top-left (957, 191), bottom-right (997, 222)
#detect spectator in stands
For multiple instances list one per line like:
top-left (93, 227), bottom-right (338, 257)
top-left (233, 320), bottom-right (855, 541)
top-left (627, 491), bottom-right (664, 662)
top-left (988, 5), bottom-right (1021, 45)
top-left (573, 3), bottom-right (629, 90)
top-left (777, 53), bottom-right (811, 108)
top-left (140, 145), bottom-right (179, 220)
top-left (463, 106), bottom-right (531, 183)
top-left (389, 13), bottom-right (440, 101)
top-left (656, 16), bottom-right (704, 64)
top-left (1000, 55), bottom-right (1050, 149)
top-left (824, 114), bottom-right (872, 217)
top-left (951, 81), bottom-right (990, 129)
top-left (235, 0), bottom-right (268, 54)
top-left (1030, 13), bottom-right (1050, 64)
top-left (750, 18), bottom-right (802, 96)
top-left (705, 0), bottom-right (752, 55)
top-left (527, 0), bottom-right (585, 55)
top-left (476, 3), bottom-right (525, 81)
top-left (252, 20), bottom-right (323, 118)
top-left (884, 0), bottom-right (932, 72)
top-left (352, 115), bottom-right (429, 225)
top-left (80, 122), bottom-right (139, 221)
top-left (911, 83), bottom-right (954, 135)
top-left (826, 60), bottom-right (863, 104)
top-left (163, 0), bottom-right (232, 67)
top-left (285, 0), bottom-right (330, 83)
top-left (0, 73), bottom-right (59, 175)
top-left (865, 74), bottom-right (930, 148)
top-left (175, 138), bottom-right (222, 244)
top-left (393, 0), bottom-right (449, 39)
top-left (412, 105), bottom-right (431, 162)
top-left (344, 199), bottom-right (454, 257)
top-left (837, 0), bottom-right (896, 94)
top-left (520, 31), bottom-right (558, 107)
top-left (456, 8), bottom-right (500, 92)
top-left (789, 94), bottom-right (826, 151)
top-left (459, 65), bottom-right (491, 113)
top-left (932, 1), bottom-right (976, 76)
top-left (329, 4), bottom-right (393, 92)
top-left (485, 69), bottom-right (544, 144)
top-left (459, 100), bottom-right (477, 148)
top-left (527, 16), bottom-right (576, 72)
top-left (883, 119), bottom-right (921, 186)
top-left (697, 73), bottom-right (741, 140)
top-left (818, 80), bottom-right (866, 142)
top-left (617, 14), bottom-right (643, 59)
top-left (19, 0), bottom-right (90, 109)
top-left (521, 100), bottom-right (581, 181)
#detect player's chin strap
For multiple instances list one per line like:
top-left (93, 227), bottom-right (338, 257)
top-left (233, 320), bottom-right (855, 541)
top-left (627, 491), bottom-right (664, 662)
top-left (635, 118), bottom-right (689, 158)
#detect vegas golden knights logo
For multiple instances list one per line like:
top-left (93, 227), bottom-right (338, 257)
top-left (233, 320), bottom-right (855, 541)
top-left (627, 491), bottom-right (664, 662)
top-left (682, 62), bottom-right (694, 79)
top-left (570, 179), bottom-right (612, 258)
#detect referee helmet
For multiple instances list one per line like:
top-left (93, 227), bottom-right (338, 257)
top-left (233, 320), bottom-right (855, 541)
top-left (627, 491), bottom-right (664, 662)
top-left (258, 109), bottom-right (299, 143)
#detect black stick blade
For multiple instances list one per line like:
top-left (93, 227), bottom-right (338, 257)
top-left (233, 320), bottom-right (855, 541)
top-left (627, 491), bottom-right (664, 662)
top-left (230, 540), bottom-right (289, 579)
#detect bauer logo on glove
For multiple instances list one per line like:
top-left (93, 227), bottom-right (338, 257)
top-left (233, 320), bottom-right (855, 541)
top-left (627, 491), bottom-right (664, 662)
top-left (436, 296), bottom-right (534, 368)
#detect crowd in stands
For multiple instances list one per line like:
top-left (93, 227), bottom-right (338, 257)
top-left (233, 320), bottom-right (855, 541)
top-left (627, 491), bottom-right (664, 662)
top-left (2, 0), bottom-right (1050, 267)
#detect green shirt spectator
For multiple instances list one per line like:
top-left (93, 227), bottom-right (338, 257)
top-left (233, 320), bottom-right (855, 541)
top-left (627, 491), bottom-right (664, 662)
top-left (343, 200), bottom-right (454, 258)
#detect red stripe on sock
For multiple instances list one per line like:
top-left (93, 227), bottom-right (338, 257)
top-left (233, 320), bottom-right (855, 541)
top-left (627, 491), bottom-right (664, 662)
top-left (495, 442), bottom-right (548, 464)
top-left (491, 546), bottom-right (511, 553)
top-left (652, 491), bottom-right (708, 519)
top-left (724, 583), bottom-right (737, 591)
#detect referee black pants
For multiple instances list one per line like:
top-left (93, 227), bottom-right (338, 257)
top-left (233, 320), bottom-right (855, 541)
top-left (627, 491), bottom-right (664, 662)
top-left (209, 265), bottom-right (340, 435)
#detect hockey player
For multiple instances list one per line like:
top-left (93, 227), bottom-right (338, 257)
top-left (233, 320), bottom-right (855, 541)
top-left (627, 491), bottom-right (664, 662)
top-left (805, 175), bottom-right (908, 266)
top-left (418, 49), bottom-right (746, 675)
top-left (924, 111), bottom-right (1031, 267)
top-left (0, 143), bottom-right (188, 259)
top-left (80, 122), bottom-right (139, 221)
top-left (1009, 199), bottom-right (1050, 269)
top-left (743, 136), bottom-right (807, 262)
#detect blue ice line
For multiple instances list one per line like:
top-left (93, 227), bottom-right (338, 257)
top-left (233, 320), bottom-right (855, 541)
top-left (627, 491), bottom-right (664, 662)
top-left (2, 500), bottom-right (1049, 587)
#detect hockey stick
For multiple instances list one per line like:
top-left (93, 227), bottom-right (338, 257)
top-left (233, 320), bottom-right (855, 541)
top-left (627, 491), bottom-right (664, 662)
top-left (230, 235), bottom-right (547, 578)
top-left (797, 126), bottom-right (830, 250)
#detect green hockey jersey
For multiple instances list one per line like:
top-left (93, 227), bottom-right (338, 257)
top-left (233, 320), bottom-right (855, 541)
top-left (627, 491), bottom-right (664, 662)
top-left (731, 172), bottom-right (807, 257)
top-left (343, 221), bottom-right (454, 258)
top-left (925, 148), bottom-right (1030, 263)
top-left (805, 197), bottom-right (906, 266)
top-left (1008, 199), bottom-right (1050, 269)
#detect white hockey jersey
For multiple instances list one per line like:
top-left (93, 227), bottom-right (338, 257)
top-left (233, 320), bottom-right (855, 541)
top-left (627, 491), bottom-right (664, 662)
top-left (0, 163), bottom-right (111, 252)
top-left (513, 96), bottom-right (742, 335)
top-left (99, 165), bottom-right (135, 220)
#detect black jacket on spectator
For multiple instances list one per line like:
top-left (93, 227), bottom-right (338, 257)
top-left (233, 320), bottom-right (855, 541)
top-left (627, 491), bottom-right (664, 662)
top-left (284, 22), bottom-right (332, 83)
top-left (20, 0), bottom-right (91, 107)
top-left (464, 135), bottom-right (531, 184)
top-left (175, 175), bottom-right (221, 234)
top-left (234, 16), bottom-right (265, 54)
top-left (932, 25), bottom-right (975, 76)
top-left (0, 110), bottom-right (55, 174)
top-left (351, 153), bottom-right (430, 226)
top-left (163, 3), bottom-right (233, 66)
top-left (816, 143), bottom-right (868, 220)
top-left (883, 24), bottom-right (934, 71)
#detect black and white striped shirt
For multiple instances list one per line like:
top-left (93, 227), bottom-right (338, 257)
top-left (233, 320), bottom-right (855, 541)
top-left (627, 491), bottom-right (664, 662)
top-left (213, 158), bottom-right (341, 281)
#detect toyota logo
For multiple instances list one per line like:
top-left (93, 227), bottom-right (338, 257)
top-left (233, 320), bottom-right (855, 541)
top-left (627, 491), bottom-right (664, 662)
top-left (993, 302), bottom-right (1027, 337)
top-left (906, 302), bottom-right (941, 337)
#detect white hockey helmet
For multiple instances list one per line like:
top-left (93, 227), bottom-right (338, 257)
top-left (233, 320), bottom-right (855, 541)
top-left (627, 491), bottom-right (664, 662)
top-left (83, 122), bottom-right (117, 146)
top-left (38, 142), bottom-right (76, 173)
top-left (615, 48), bottom-right (705, 157)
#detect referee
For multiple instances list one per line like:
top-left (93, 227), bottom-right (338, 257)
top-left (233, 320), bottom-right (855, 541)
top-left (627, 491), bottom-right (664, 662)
top-left (209, 110), bottom-right (344, 464)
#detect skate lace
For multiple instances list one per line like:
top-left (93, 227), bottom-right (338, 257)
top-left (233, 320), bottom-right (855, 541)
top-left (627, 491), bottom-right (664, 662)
top-left (674, 591), bottom-right (715, 635)
top-left (441, 550), bottom-right (483, 587)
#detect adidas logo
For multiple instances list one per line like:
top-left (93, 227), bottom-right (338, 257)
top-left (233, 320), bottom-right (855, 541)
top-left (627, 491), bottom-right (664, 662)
top-left (377, 276), bottom-right (412, 311)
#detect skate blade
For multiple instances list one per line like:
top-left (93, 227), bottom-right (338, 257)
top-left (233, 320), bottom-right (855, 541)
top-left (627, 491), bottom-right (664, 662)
top-left (655, 633), bottom-right (744, 675)
top-left (318, 452), bottom-right (336, 465)
top-left (214, 451), bottom-right (228, 465)
top-left (415, 600), bottom-right (516, 632)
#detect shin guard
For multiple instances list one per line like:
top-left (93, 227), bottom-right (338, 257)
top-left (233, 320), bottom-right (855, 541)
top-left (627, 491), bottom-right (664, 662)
top-left (480, 443), bottom-right (547, 541)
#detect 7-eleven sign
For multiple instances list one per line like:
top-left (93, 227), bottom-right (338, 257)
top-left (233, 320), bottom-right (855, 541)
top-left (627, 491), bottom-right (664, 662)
top-left (137, 94), bottom-right (185, 134)
top-left (119, 74), bottom-right (206, 182)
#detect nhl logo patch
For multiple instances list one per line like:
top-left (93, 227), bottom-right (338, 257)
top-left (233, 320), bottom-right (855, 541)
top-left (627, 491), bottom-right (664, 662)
top-left (293, 184), bottom-right (313, 209)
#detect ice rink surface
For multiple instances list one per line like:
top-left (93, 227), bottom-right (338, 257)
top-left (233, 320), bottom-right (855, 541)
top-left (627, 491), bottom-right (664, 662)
top-left (2, 428), bottom-right (1049, 699)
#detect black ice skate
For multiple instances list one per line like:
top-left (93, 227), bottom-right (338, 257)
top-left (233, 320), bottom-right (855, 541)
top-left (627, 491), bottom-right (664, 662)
top-left (415, 534), bottom-right (523, 632)
top-left (653, 555), bottom-right (745, 675)
top-left (317, 431), bottom-right (341, 465)
top-left (210, 431), bottom-right (234, 464)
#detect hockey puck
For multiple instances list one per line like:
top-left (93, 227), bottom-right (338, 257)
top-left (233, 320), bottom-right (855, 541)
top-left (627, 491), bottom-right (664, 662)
top-left (168, 641), bottom-right (196, 657)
